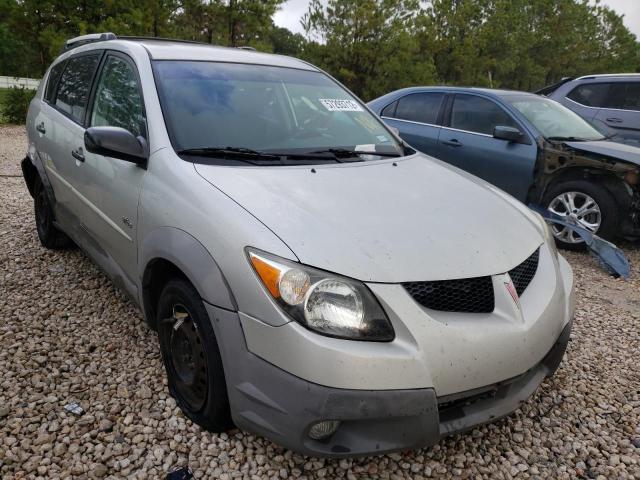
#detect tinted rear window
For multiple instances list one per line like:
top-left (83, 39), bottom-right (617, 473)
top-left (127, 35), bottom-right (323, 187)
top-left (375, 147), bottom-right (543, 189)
top-left (393, 92), bottom-right (444, 124)
top-left (380, 100), bottom-right (397, 117)
top-left (45, 61), bottom-right (67, 104)
top-left (605, 82), bottom-right (640, 111)
top-left (55, 53), bottom-right (101, 123)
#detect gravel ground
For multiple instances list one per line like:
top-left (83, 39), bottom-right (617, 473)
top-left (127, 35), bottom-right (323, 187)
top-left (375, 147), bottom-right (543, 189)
top-left (1, 124), bottom-right (639, 479)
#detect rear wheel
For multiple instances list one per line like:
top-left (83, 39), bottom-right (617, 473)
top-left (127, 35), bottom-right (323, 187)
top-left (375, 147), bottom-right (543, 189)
top-left (543, 180), bottom-right (619, 250)
top-left (157, 278), bottom-right (232, 431)
top-left (33, 176), bottom-right (73, 249)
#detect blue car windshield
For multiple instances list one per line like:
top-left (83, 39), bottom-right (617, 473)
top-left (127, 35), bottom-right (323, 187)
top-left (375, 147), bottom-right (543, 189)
top-left (507, 95), bottom-right (605, 141)
top-left (153, 61), bottom-right (402, 158)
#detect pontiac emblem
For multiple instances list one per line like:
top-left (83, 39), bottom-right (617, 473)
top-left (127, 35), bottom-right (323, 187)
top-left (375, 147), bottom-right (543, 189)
top-left (505, 276), bottom-right (520, 309)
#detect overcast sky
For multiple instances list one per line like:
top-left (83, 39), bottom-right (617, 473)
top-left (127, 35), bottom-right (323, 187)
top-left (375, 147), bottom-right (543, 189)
top-left (274, 0), bottom-right (640, 39)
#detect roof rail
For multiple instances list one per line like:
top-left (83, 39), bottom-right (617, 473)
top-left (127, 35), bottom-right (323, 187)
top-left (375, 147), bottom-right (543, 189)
top-left (236, 46), bottom-right (257, 51)
top-left (118, 35), bottom-right (212, 47)
top-left (576, 73), bottom-right (640, 80)
top-left (63, 32), bottom-right (116, 52)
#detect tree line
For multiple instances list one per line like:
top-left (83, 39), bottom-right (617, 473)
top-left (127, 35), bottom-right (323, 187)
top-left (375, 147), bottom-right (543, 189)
top-left (1, 0), bottom-right (638, 101)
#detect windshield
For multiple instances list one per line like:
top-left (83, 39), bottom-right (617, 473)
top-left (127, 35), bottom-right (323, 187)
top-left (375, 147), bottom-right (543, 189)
top-left (153, 61), bottom-right (403, 160)
top-left (507, 96), bottom-right (605, 141)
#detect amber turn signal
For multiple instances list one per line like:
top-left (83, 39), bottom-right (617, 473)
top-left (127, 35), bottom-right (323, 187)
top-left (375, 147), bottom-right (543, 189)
top-left (249, 252), bottom-right (282, 298)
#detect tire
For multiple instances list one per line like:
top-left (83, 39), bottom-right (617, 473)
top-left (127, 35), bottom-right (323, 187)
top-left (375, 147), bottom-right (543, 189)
top-left (542, 179), bottom-right (619, 251)
top-left (157, 278), bottom-right (232, 432)
top-left (33, 176), bottom-right (73, 249)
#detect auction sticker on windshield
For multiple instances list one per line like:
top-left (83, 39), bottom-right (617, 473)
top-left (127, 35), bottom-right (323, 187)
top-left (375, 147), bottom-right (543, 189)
top-left (319, 99), bottom-right (364, 112)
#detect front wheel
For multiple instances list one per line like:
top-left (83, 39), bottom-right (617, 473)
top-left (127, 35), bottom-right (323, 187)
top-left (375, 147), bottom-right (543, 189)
top-left (157, 278), bottom-right (232, 432)
top-left (543, 180), bottom-right (619, 250)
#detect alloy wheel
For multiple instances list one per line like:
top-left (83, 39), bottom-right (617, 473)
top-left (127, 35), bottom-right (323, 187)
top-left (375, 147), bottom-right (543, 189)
top-left (547, 191), bottom-right (602, 243)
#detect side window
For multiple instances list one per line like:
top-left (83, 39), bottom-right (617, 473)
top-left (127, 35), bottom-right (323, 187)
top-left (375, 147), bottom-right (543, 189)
top-left (450, 94), bottom-right (518, 135)
top-left (380, 101), bottom-right (397, 117)
top-left (44, 61), bottom-right (67, 104)
top-left (393, 93), bottom-right (444, 124)
top-left (566, 83), bottom-right (609, 107)
top-left (603, 82), bottom-right (640, 111)
top-left (55, 53), bottom-right (101, 123)
top-left (90, 55), bottom-right (145, 138)
top-left (621, 83), bottom-right (640, 111)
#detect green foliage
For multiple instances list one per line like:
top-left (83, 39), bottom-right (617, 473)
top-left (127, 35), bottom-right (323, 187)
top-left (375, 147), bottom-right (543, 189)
top-left (0, 0), bottom-right (638, 100)
top-left (302, 0), bottom-right (436, 101)
top-left (1, 86), bottom-right (36, 124)
top-left (418, 0), bottom-right (640, 90)
top-left (303, 0), bottom-right (640, 97)
top-left (0, 0), bottom-right (285, 77)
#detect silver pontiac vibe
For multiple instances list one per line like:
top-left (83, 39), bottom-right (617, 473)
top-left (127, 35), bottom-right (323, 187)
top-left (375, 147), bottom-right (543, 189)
top-left (22, 33), bottom-right (574, 457)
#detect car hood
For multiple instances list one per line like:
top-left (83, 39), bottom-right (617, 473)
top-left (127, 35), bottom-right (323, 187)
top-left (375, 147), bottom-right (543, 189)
top-left (563, 140), bottom-right (640, 166)
top-left (195, 154), bottom-right (543, 282)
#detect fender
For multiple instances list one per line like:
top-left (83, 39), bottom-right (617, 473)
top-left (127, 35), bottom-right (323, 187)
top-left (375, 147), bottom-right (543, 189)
top-left (22, 150), bottom-right (57, 208)
top-left (139, 227), bottom-right (237, 321)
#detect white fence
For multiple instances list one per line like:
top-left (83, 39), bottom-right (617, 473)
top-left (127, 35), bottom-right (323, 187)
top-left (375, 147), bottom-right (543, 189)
top-left (0, 76), bottom-right (40, 90)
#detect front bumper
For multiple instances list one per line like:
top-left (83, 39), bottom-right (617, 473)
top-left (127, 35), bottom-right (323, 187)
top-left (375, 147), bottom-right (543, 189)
top-left (206, 303), bottom-right (572, 457)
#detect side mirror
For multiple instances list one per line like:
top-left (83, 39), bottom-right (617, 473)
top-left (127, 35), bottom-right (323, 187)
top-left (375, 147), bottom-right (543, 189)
top-left (84, 126), bottom-right (149, 165)
top-left (493, 125), bottom-right (522, 142)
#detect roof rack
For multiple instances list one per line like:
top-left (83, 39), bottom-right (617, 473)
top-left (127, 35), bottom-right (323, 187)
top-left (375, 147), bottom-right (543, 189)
top-left (61, 33), bottom-right (261, 54)
top-left (63, 32), bottom-right (116, 52)
top-left (576, 73), bottom-right (640, 80)
top-left (118, 35), bottom-right (212, 46)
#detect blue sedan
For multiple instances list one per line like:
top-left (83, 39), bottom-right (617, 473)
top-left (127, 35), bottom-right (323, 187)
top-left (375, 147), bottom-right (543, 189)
top-left (368, 87), bottom-right (640, 249)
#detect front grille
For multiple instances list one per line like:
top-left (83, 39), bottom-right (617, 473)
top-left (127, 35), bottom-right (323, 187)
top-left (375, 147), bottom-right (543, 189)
top-left (403, 276), bottom-right (494, 313)
top-left (508, 248), bottom-right (539, 295)
top-left (402, 247), bottom-right (540, 314)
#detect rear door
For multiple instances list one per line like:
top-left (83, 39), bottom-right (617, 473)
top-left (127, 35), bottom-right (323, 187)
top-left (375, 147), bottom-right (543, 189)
top-left (379, 92), bottom-right (445, 155)
top-left (76, 51), bottom-right (148, 284)
top-left (42, 52), bottom-right (102, 225)
top-left (31, 59), bottom-right (67, 169)
top-left (592, 82), bottom-right (640, 146)
top-left (437, 93), bottom-right (537, 202)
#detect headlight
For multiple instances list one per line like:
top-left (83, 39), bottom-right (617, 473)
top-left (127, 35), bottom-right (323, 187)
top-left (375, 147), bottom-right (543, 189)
top-left (247, 249), bottom-right (394, 341)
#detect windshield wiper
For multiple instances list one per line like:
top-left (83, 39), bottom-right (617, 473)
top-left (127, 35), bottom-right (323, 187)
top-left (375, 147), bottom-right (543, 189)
top-left (310, 148), bottom-right (401, 158)
top-left (177, 147), bottom-right (281, 160)
top-left (546, 136), bottom-right (598, 142)
top-left (177, 146), bottom-right (390, 164)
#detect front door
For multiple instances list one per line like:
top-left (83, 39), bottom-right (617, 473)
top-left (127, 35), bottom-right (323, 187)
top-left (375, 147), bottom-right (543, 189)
top-left (436, 94), bottom-right (538, 202)
top-left (72, 52), bottom-right (148, 287)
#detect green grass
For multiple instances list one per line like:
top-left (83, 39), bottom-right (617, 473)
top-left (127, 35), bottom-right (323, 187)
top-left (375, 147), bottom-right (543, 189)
top-left (0, 88), bottom-right (10, 123)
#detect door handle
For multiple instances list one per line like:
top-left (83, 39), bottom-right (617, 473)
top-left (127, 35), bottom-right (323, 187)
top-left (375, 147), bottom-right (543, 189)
top-left (72, 147), bottom-right (85, 162)
top-left (606, 117), bottom-right (623, 123)
top-left (442, 139), bottom-right (463, 147)
top-left (36, 122), bottom-right (46, 134)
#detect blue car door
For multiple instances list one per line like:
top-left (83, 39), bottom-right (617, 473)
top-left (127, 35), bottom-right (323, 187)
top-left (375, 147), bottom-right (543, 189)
top-left (379, 92), bottom-right (445, 156)
top-left (436, 93), bottom-right (538, 202)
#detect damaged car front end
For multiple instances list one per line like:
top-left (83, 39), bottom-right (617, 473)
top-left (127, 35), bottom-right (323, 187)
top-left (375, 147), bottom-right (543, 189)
top-left (506, 94), bottom-right (640, 248)
top-left (536, 140), bottom-right (640, 237)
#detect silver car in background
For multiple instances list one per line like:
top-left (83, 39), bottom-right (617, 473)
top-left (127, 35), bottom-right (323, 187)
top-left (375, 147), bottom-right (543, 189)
top-left (539, 73), bottom-right (640, 146)
top-left (22, 33), bottom-right (574, 457)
